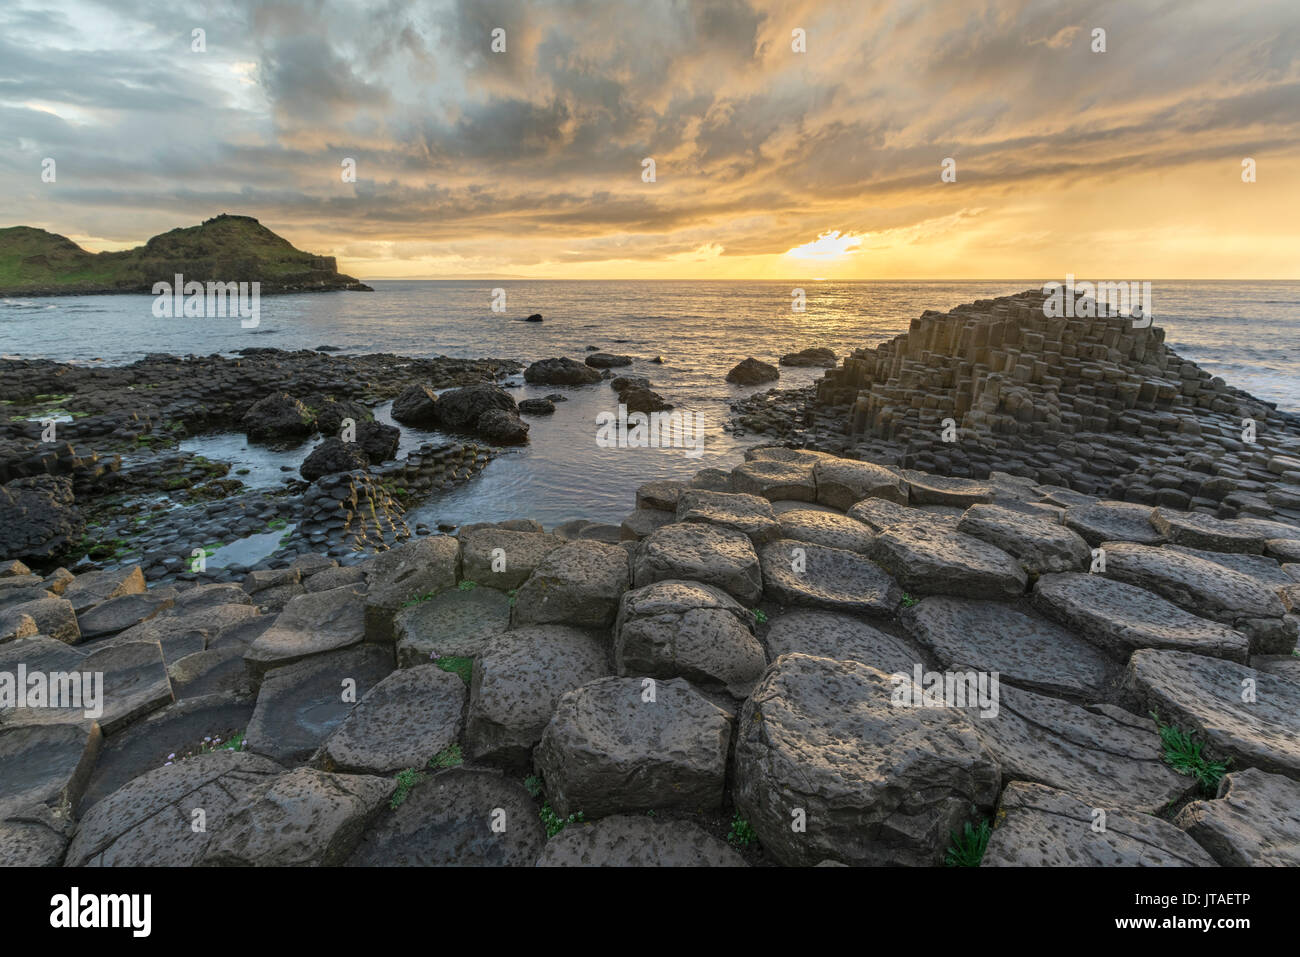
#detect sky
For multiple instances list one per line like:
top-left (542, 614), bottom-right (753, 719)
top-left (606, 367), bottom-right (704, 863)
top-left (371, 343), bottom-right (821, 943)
top-left (3, 0), bottom-right (1298, 280)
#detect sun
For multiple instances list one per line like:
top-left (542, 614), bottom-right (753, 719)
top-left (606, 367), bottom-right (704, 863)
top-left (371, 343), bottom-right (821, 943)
top-left (783, 230), bottom-right (864, 261)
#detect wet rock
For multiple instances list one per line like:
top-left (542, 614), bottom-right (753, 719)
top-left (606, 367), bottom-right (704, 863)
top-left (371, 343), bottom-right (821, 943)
top-left (1033, 572), bottom-right (1250, 662)
top-left (983, 781), bottom-right (1216, 867)
top-left (760, 540), bottom-right (900, 616)
top-left (390, 384), bottom-right (440, 426)
top-left (0, 475), bottom-right (84, 562)
top-left (435, 384), bottom-right (519, 431)
top-left (475, 408), bottom-right (529, 445)
top-left (585, 352), bottom-right (632, 368)
top-left (632, 523), bottom-right (763, 605)
top-left (725, 357), bottom-right (779, 385)
top-left (518, 398), bottom-right (555, 415)
top-left (536, 814), bottom-right (745, 866)
top-left (733, 654), bottom-right (1000, 866)
top-left (524, 357), bottom-right (602, 386)
top-left (300, 438), bottom-right (369, 481)
top-left (535, 676), bottom-right (732, 819)
top-left (464, 625), bottom-right (611, 769)
top-left (241, 392), bottom-right (315, 441)
top-left (779, 347), bottom-right (837, 368)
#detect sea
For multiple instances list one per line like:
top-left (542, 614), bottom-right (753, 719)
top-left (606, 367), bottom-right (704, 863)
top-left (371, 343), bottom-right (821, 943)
top-left (2, 280), bottom-right (1297, 528)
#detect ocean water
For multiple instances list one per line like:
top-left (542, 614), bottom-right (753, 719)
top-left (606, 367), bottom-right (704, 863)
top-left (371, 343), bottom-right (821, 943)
top-left (2, 280), bottom-right (1297, 527)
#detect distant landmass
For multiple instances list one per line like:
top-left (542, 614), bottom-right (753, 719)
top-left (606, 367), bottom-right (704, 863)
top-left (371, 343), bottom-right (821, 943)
top-left (0, 214), bottom-right (372, 296)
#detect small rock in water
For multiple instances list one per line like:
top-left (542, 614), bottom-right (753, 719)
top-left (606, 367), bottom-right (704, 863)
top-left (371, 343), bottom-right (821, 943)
top-left (524, 313), bottom-right (543, 322)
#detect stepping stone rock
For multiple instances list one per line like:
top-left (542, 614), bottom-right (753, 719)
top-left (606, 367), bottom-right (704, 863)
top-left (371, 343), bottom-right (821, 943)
top-left (1063, 501), bottom-right (1165, 548)
top-left (511, 540), bottom-right (630, 629)
top-left (729, 458), bottom-right (816, 502)
top-left (460, 527), bottom-right (563, 591)
top-left (956, 503), bottom-right (1090, 576)
top-left (0, 804), bottom-right (70, 866)
top-left (760, 541), bottom-right (900, 615)
top-left (167, 583), bottom-right (253, 612)
top-left (613, 580), bottom-right (765, 697)
top-left (65, 750), bottom-right (283, 866)
top-left (1173, 767), bottom-right (1300, 866)
top-left (965, 685), bottom-right (1192, 813)
top-left (536, 814), bottom-right (745, 867)
top-left (347, 767), bottom-right (544, 866)
top-left (1152, 509), bottom-right (1265, 554)
top-left (0, 609), bottom-right (38, 644)
top-left (535, 676), bottom-right (731, 818)
top-left (632, 523), bottom-right (762, 604)
top-left (77, 590), bottom-right (176, 640)
top-left (1101, 542), bottom-right (1295, 654)
top-left (393, 585), bottom-right (511, 667)
top-left (846, 498), bottom-right (958, 535)
top-left (305, 565), bottom-right (366, 593)
top-left (813, 458), bottom-right (907, 510)
top-left (80, 641), bottom-right (174, 735)
top-left (168, 646), bottom-right (252, 699)
top-left (636, 480), bottom-right (685, 512)
top-left (734, 654), bottom-right (1000, 866)
top-left (63, 566), bottom-right (146, 615)
top-left (203, 767), bottom-right (392, 866)
top-left (1166, 546), bottom-right (1295, 587)
top-left (868, 526), bottom-right (1027, 600)
top-left (363, 536), bottom-right (461, 643)
top-left (245, 585), bottom-right (366, 677)
top-left (465, 625), bottom-right (611, 769)
top-left (1033, 573), bottom-right (1250, 662)
top-left (619, 507), bottom-right (674, 541)
top-left (777, 508), bottom-right (874, 554)
top-left (1126, 650), bottom-right (1300, 778)
top-left (904, 597), bottom-right (1112, 700)
top-left (983, 781), bottom-right (1217, 867)
top-left (761, 609), bottom-right (921, 673)
top-left (113, 603), bottom-right (260, 665)
top-left (245, 644), bottom-right (394, 765)
top-left (0, 720), bottom-right (102, 820)
top-left (315, 665), bottom-right (466, 774)
top-left (77, 692), bottom-right (255, 814)
top-left (904, 473), bottom-right (993, 508)
top-left (676, 490), bottom-right (782, 545)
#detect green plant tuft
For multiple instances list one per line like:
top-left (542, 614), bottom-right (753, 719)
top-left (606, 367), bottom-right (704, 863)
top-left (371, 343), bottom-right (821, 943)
top-left (429, 744), bottom-right (463, 769)
top-left (390, 768), bottom-right (426, 809)
top-left (727, 812), bottom-right (758, 847)
top-left (540, 803), bottom-right (584, 838)
top-left (944, 818), bottom-right (991, 866)
top-left (435, 655), bottom-right (473, 686)
top-left (1151, 711), bottom-right (1229, 795)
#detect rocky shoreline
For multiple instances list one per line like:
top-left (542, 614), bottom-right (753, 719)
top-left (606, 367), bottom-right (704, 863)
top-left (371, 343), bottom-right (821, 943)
top-left (2, 291), bottom-right (1299, 867)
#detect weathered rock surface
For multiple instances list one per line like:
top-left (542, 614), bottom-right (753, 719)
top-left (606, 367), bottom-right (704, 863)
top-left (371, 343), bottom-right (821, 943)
top-left (363, 536), bottom-right (461, 643)
top-left (812, 457), bottom-right (907, 509)
top-left (761, 609), bottom-right (921, 674)
top-left (245, 585), bottom-right (366, 676)
top-left (759, 541), bottom-right (901, 615)
top-left (393, 585), bottom-right (511, 667)
top-left (1063, 501), bottom-right (1165, 547)
top-left (1152, 509), bottom-right (1266, 554)
top-left (524, 357), bottom-right (602, 386)
top-left (511, 540), bottom-right (630, 629)
top-left (729, 458), bottom-right (816, 502)
top-left (725, 357), bottom-right (779, 385)
top-left (733, 654), bottom-right (1000, 866)
top-left (676, 490), bottom-right (782, 544)
top-left (314, 665), bottom-right (466, 774)
top-left (632, 522), bottom-right (763, 604)
top-left (464, 625), bottom-right (611, 768)
top-left (867, 525), bottom-right (1027, 600)
top-left (983, 781), bottom-right (1217, 867)
top-left (535, 676), bottom-right (732, 818)
top-left (0, 719), bottom-right (102, 820)
top-left (956, 503), bottom-right (1090, 576)
top-left (536, 815), bottom-right (745, 867)
top-left (1033, 572), bottom-right (1250, 662)
top-left (1173, 768), bottom-right (1300, 866)
top-left (776, 508), bottom-right (874, 554)
top-left (460, 527), bottom-right (562, 590)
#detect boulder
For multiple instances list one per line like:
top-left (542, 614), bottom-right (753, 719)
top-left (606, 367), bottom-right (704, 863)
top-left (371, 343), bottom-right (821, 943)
top-left (813, 458), bottom-right (907, 509)
top-left (676, 490), bottom-right (782, 545)
top-left (733, 654), bottom-right (1000, 866)
top-left (725, 357), bottom-right (779, 385)
top-left (983, 781), bottom-right (1217, 867)
top-left (460, 527), bottom-right (563, 591)
top-left (476, 408), bottom-right (529, 445)
top-left (0, 475), bottom-right (85, 562)
top-left (431, 383), bottom-right (519, 430)
top-left (584, 352), bottom-right (632, 368)
top-left (354, 420), bottom-right (400, 463)
top-left (393, 585), bottom-right (511, 667)
top-left (730, 458), bottom-right (816, 502)
top-left (240, 392), bottom-right (315, 441)
top-left (776, 508), bottom-right (874, 554)
top-left (244, 585), bottom-right (367, 676)
top-left (1063, 501), bottom-right (1165, 547)
top-left (517, 398), bottom-right (555, 415)
top-left (778, 347), bottom-right (836, 367)
top-left (524, 357), bottom-right (602, 386)
top-left (390, 384), bottom-right (440, 426)
top-left (535, 676), bottom-right (732, 818)
top-left (300, 438), bottom-right (369, 481)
